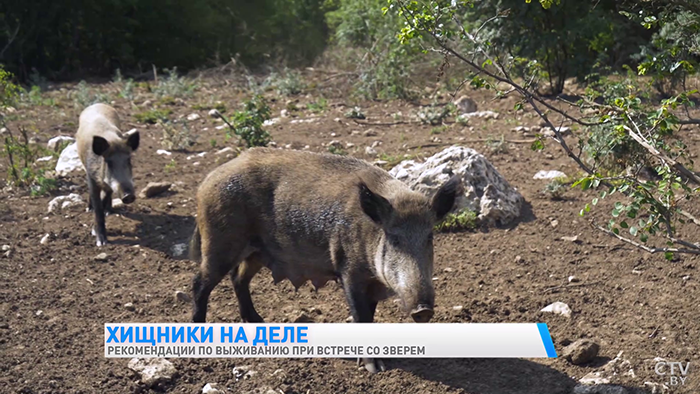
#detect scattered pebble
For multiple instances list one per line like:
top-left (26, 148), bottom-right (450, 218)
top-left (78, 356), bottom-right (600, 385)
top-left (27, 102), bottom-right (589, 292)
top-left (533, 170), bottom-right (567, 180)
top-left (568, 276), bottom-right (580, 283)
top-left (187, 113), bottom-right (201, 121)
top-left (540, 301), bottom-right (572, 317)
top-left (562, 339), bottom-right (600, 365)
top-left (233, 366), bottom-right (256, 381)
top-left (40, 234), bottom-right (50, 245)
top-left (157, 149), bottom-right (172, 156)
top-left (124, 302), bottom-right (135, 311)
top-left (171, 243), bottom-right (188, 257)
top-left (128, 358), bottom-right (176, 386)
top-left (365, 146), bottom-right (377, 157)
top-left (94, 252), bottom-right (108, 262)
top-left (48, 194), bottom-right (84, 213)
top-left (176, 291), bottom-right (191, 303)
top-left (139, 182), bottom-right (172, 198)
top-left (202, 383), bottom-right (224, 394)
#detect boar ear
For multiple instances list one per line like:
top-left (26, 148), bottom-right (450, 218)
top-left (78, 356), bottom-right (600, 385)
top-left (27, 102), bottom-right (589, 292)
top-left (359, 182), bottom-right (393, 225)
top-left (431, 175), bottom-right (461, 221)
top-left (92, 136), bottom-right (110, 156)
top-left (125, 129), bottom-right (140, 151)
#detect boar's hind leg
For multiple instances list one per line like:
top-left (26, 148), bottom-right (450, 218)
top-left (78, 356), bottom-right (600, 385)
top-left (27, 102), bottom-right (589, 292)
top-left (192, 238), bottom-right (245, 323)
top-left (230, 252), bottom-right (265, 323)
top-left (343, 275), bottom-right (386, 373)
top-left (87, 175), bottom-right (107, 246)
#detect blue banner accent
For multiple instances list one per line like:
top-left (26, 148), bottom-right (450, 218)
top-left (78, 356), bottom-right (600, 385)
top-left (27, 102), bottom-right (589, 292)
top-left (536, 323), bottom-right (557, 358)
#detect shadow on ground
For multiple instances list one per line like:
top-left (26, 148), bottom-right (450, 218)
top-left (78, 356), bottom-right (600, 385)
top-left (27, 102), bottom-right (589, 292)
top-left (390, 358), bottom-right (650, 394)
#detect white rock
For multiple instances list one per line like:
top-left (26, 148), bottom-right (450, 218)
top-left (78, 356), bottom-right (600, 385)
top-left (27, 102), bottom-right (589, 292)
top-left (389, 146), bottom-right (523, 226)
top-left (576, 352), bottom-right (635, 390)
top-left (453, 95), bottom-right (477, 114)
top-left (208, 109), bottom-right (221, 118)
top-left (365, 146), bottom-right (377, 157)
top-left (47, 136), bottom-right (75, 151)
top-left (533, 170), bottom-right (567, 180)
top-left (540, 301), bottom-right (572, 317)
top-left (171, 243), bottom-right (188, 257)
top-left (568, 276), bottom-right (580, 283)
top-left (459, 110), bottom-right (499, 120)
top-left (55, 143), bottom-right (83, 176)
top-left (280, 109), bottom-right (289, 118)
top-left (157, 149), bottom-right (172, 156)
top-left (511, 126), bottom-right (530, 133)
top-left (263, 118), bottom-right (279, 126)
top-left (36, 156), bottom-right (53, 163)
top-left (128, 358), bottom-right (177, 387)
top-left (202, 383), bottom-right (224, 394)
top-left (1, 245), bottom-right (10, 251)
top-left (187, 113), bottom-right (201, 121)
top-left (216, 147), bottom-right (233, 155)
top-left (328, 140), bottom-right (342, 148)
top-left (48, 193), bottom-right (84, 213)
top-left (40, 234), bottom-right (50, 245)
top-left (112, 199), bottom-right (124, 209)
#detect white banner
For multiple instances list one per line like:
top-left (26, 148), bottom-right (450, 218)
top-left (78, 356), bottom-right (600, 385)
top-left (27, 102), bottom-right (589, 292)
top-left (105, 323), bottom-right (557, 358)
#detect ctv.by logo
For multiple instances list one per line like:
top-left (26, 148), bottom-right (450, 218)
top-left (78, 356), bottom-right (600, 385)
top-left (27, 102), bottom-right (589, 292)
top-left (655, 360), bottom-right (690, 386)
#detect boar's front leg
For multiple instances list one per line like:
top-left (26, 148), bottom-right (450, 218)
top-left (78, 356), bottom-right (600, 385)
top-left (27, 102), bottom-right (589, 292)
top-left (102, 189), bottom-right (113, 215)
top-left (87, 174), bottom-right (107, 246)
top-left (343, 273), bottom-right (386, 374)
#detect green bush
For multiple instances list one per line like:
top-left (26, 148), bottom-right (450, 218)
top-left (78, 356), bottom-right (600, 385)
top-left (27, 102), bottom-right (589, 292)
top-left (224, 95), bottom-right (272, 148)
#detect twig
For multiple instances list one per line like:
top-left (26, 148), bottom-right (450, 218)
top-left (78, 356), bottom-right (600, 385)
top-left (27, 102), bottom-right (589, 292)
top-left (593, 223), bottom-right (700, 255)
top-left (679, 210), bottom-right (700, 226)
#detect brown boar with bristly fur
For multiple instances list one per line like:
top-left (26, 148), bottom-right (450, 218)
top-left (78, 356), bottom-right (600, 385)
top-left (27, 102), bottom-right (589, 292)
top-left (190, 148), bottom-right (460, 373)
top-left (76, 103), bottom-right (139, 246)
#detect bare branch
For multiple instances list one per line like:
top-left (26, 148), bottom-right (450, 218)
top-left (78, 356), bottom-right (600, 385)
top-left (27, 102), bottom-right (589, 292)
top-left (594, 224), bottom-right (700, 255)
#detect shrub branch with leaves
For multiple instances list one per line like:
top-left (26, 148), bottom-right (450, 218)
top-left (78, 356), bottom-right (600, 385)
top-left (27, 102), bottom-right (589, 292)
top-left (386, 0), bottom-right (700, 258)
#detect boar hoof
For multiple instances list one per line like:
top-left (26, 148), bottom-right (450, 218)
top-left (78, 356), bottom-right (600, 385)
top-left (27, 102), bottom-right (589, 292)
top-left (358, 357), bottom-right (385, 374)
top-left (96, 239), bottom-right (107, 247)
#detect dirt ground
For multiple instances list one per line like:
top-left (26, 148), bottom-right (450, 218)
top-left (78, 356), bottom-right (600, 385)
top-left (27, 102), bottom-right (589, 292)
top-left (1, 71), bottom-right (699, 394)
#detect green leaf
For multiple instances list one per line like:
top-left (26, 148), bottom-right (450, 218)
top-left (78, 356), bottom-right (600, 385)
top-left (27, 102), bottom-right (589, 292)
top-left (612, 208), bottom-right (620, 218)
top-left (640, 233), bottom-right (648, 243)
top-left (629, 226), bottom-right (638, 236)
top-left (664, 252), bottom-right (674, 261)
top-left (592, 198), bottom-right (599, 205)
top-left (612, 227), bottom-right (620, 235)
top-left (620, 221), bottom-right (628, 229)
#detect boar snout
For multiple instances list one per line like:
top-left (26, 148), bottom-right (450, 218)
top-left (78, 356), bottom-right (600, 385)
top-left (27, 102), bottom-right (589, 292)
top-left (410, 304), bottom-right (434, 323)
top-left (121, 193), bottom-right (135, 204)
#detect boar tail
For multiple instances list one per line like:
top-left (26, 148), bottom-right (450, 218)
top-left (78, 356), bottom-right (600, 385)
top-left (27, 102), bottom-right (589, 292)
top-left (189, 223), bottom-right (202, 262)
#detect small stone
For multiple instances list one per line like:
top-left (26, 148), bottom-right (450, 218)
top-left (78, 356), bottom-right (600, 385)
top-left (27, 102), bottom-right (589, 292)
top-left (112, 199), bottom-right (124, 209)
top-left (216, 147), bottom-right (233, 155)
top-left (452, 305), bottom-right (464, 311)
top-left (562, 339), bottom-right (600, 365)
top-left (47, 136), bottom-right (76, 151)
top-left (124, 302), bottom-right (135, 311)
top-left (94, 252), bottom-right (108, 262)
top-left (187, 113), bottom-right (201, 121)
top-left (48, 194), bottom-right (84, 213)
top-left (175, 291), bottom-right (191, 303)
top-left (561, 235), bottom-right (581, 243)
top-left (202, 383), bottom-right (223, 394)
top-left (515, 255), bottom-right (524, 263)
top-left (454, 95), bottom-right (478, 114)
top-left (156, 149), bottom-right (172, 156)
top-left (363, 129), bottom-right (377, 137)
top-left (139, 182), bottom-right (172, 198)
top-left (36, 310), bottom-right (43, 316)
top-left (533, 170), bottom-right (567, 180)
top-left (55, 143), bottom-right (82, 176)
top-left (280, 109), bottom-right (289, 118)
top-left (293, 311), bottom-right (314, 323)
top-left (171, 243), bottom-right (188, 257)
top-left (541, 301), bottom-right (572, 317)
top-left (568, 276), bottom-right (580, 283)
top-left (370, 140), bottom-right (381, 148)
top-left (233, 366), bottom-right (256, 381)
top-left (1, 245), bottom-right (9, 251)
top-left (128, 358), bottom-right (176, 386)
top-left (365, 146), bottom-right (377, 157)
top-left (208, 109), bottom-right (221, 118)
top-left (550, 219), bottom-right (559, 228)
top-left (40, 234), bottom-right (50, 245)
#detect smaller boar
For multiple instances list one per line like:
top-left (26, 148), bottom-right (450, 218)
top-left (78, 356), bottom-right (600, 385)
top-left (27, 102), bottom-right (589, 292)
top-left (76, 103), bottom-right (139, 246)
top-left (190, 148), bottom-right (460, 373)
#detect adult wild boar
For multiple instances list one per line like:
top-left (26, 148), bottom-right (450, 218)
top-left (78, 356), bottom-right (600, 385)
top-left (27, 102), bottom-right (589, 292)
top-left (76, 103), bottom-right (139, 246)
top-left (190, 148), bottom-right (460, 372)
